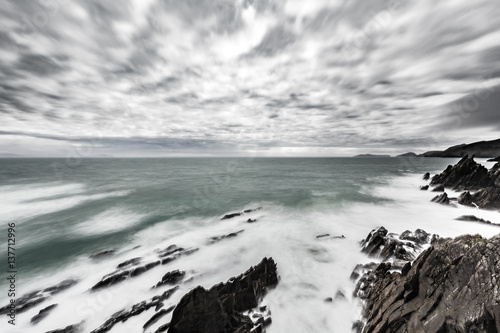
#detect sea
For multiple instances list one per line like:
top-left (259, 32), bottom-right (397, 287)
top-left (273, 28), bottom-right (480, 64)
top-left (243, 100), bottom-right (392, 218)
top-left (1, 157), bottom-right (499, 333)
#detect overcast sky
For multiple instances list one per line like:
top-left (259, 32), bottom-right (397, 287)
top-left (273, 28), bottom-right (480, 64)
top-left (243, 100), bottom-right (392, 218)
top-left (1, 0), bottom-right (499, 157)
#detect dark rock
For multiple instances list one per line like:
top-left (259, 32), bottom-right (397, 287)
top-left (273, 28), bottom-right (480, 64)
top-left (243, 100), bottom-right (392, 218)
top-left (221, 212), bottom-right (242, 220)
top-left (399, 229), bottom-right (430, 245)
top-left (352, 320), bottom-right (364, 333)
top-left (0, 279), bottom-right (78, 315)
top-left (335, 290), bottom-right (346, 300)
top-left (90, 287), bottom-right (178, 333)
top-left (421, 138), bottom-right (500, 158)
top-left (360, 234), bottom-right (500, 333)
top-left (457, 187), bottom-right (500, 210)
top-left (116, 257), bottom-right (142, 269)
top-left (168, 257), bottom-right (278, 333)
top-left (91, 261), bottom-right (161, 291)
top-left (45, 322), bottom-right (84, 333)
top-left (430, 155), bottom-right (495, 190)
top-left (361, 227), bottom-right (421, 261)
top-left (316, 234), bottom-right (330, 239)
top-left (487, 156), bottom-right (500, 162)
top-left (456, 215), bottom-right (497, 226)
top-left (31, 304), bottom-right (58, 324)
top-left (431, 192), bottom-right (451, 205)
top-left (160, 247), bottom-right (199, 265)
top-left (423, 172), bottom-right (430, 180)
top-left (324, 297), bottom-right (333, 302)
top-left (208, 230), bottom-right (244, 244)
top-left (153, 270), bottom-right (186, 288)
top-left (143, 306), bottom-right (175, 329)
top-left (222, 207), bottom-right (262, 220)
top-left (420, 185), bottom-right (429, 190)
top-left (490, 162), bottom-right (500, 186)
top-left (154, 322), bottom-right (170, 333)
top-left (247, 218), bottom-right (257, 223)
top-left (431, 184), bottom-right (445, 192)
top-left (89, 250), bottom-right (116, 260)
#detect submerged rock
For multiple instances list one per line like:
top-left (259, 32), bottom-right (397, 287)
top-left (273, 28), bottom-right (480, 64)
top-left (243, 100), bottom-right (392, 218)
top-left (45, 322), bottom-right (84, 333)
top-left (168, 257), bottom-right (278, 333)
top-left (208, 230), bottom-right (244, 244)
top-left (90, 287), bottom-right (178, 333)
top-left (456, 215), bottom-right (496, 225)
top-left (422, 172), bottom-right (430, 180)
top-left (89, 250), bottom-right (116, 260)
top-left (419, 185), bottom-right (429, 190)
top-left (430, 155), bottom-right (495, 190)
top-left (221, 207), bottom-right (262, 220)
top-left (0, 279), bottom-right (78, 315)
top-left (31, 304), bottom-right (58, 324)
top-left (361, 234), bottom-right (500, 333)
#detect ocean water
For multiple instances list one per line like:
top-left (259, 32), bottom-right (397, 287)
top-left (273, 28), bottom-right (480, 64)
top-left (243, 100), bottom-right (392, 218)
top-left (1, 157), bottom-right (500, 333)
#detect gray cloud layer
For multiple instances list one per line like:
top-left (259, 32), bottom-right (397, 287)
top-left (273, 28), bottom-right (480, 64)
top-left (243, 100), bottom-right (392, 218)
top-left (1, 0), bottom-right (499, 156)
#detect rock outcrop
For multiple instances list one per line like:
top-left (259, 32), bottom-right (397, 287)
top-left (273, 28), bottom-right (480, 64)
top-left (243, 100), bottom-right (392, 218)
top-left (458, 188), bottom-right (500, 210)
top-left (431, 192), bottom-right (452, 205)
top-left (430, 155), bottom-right (495, 190)
top-left (168, 257), bottom-right (278, 333)
top-left (421, 138), bottom-right (500, 158)
top-left (0, 279), bottom-right (78, 315)
top-left (361, 234), bottom-right (500, 333)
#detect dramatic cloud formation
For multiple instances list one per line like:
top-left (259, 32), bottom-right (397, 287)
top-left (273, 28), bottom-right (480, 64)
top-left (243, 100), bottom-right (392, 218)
top-left (0, 0), bottom-right (499, 157)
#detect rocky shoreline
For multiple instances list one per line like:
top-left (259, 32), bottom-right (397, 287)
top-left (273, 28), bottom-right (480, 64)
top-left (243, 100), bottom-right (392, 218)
top-left (3, 157), bottom-right (500, 332)
top-left (352, 156), bottom-right (500, 332)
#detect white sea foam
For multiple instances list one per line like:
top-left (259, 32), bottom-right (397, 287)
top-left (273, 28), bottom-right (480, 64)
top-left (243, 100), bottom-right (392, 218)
top-left (2, 172), bottom-right (499, 333)
top-left (72, 207), bottom-right (147, 236)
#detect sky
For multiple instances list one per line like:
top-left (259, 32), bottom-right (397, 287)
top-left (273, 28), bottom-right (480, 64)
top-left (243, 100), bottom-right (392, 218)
top-left (0, 0), bottom-right (500, 157)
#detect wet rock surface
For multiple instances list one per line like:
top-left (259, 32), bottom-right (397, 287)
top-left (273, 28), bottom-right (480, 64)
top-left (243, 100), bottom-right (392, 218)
top-left (89, 250), bottom-right (116, 260)
top-left (45, 322), bottom-right (84, 333)
top-left (90, 287), bottom-right (178, 333)
top-left (168, 257), bottom-right (278, 333)
top-left (361, 234), bottom-right (500, 333)
top-left (31, 304), bottom-right (58, 324)
top-left (91, 245), bottom-right (198, 291)
top-left (153, 270), bottom-right (186, 289)
top-left (208, 230), bottom-right (244, 245)
top-left (0, 279), bottom-right (78, 315)
top-left (431, 192), bottom-right (452, 205)
top-left (458, 188), bottom-right (500, 210)
top-left (456, 215), bottom-right (498, 226)
top-left (221, 207), bottom-right (262, 220)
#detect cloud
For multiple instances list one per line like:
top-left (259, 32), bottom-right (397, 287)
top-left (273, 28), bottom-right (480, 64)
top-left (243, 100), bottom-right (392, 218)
top-left (0, 0), bottom-right (499, 157)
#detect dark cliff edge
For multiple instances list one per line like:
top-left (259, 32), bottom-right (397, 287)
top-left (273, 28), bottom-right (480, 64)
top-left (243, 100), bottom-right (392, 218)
top-left (354, 155), bottom-right (500, 333)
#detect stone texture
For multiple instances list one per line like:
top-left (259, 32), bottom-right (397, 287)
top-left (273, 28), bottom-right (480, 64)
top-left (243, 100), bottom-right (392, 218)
top-left (168, 257), bottom-right (278, 333)
top-left (361, 234), bottom-right (500, 333)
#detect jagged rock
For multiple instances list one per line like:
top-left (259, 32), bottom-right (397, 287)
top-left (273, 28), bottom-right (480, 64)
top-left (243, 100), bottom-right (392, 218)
top-left (361, 227), bottom-right (421, 261)
top-left (143, 306), bottom-right (175, 330)
top-left (399, 229), bottom-right (430, 245)
top-left (168, 257), bottom-right (278, 333)
top-left (45, 322), bottom-right (84, 333)
top-left (208, 230), bottom-right (244, 244)
top-left (420, 185), bottom-right (429, 190)
top-left (431, 155), bottom-right (495, 190)
top-left (153, 270), bottom-right (186, 288)
top-left (90, 287), bottom-right (178, 333)
top-left (89, 250), bottom-right (115, 260)
top-left (0, 279), bottom-right (78, 315)
top-left (490, 162), bottom-right (500, 186)
top-left (487, 156), bottom-right (500, 162)
top-left (91, 261), bottom-right (161, 291)
top-left (431, 192), bottom-right (451, 205)
top-left (456, 215), bottom-right (497, 225)
top-left (31, 304), bottom-right (57, 324)
top-left (423, 172), bottom-right (430, 180)
top-left (431, 184), bottom-right (445, 192)
top-left (361, 234), bottom-right (500, 333)
top-left (458, 188), bottom-right (500, 210)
